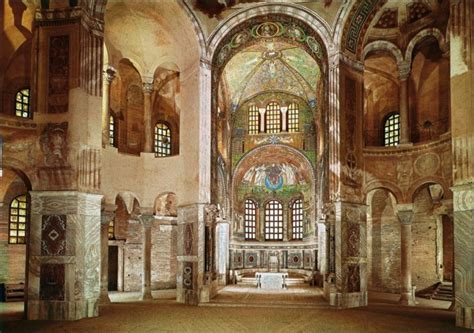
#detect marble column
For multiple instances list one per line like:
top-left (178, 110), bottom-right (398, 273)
top-left (258, 108), bottom-right (266, 133)
top-left (99, 208), bottom-right (115, 305)
top-left (142, 78), bottom-right (154, 153)
top-left (216, 218), bottom-right (229, 286)
top-left (398, 62), bottom-right (411, 145)
top-left (102, 67), bottom-right (116, 148)
top-left (281, 106), bottom-right (288, 132)
top-left (396, 204), bottom-right (416, 306)
top-left (138, 213), bottom-right (154, 301)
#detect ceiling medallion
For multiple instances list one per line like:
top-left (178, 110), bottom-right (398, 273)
top-left (262, 50), bottom-right (282, 60)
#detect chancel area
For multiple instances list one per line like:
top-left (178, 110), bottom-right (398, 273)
top-left (0, 0), bottom-right (473, 332)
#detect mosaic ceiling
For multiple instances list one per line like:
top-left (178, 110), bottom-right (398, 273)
top-left (222, 40), bottom-right (320, 111)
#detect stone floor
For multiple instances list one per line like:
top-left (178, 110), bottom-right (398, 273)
top-left (0, 286), bottom-right (469, 333)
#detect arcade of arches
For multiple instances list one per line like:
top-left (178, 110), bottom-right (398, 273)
top-left (0, 1), bottom-right (473, 332)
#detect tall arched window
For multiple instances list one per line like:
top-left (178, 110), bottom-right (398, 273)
top-left (265, 102), bottom-right (281, 134)
top-left (287, 103), bottom-right (299, 133)
top-left (384, 113), bottom-right (400, 146)
top-left (291, 199), bottom-right (303, 240)
top-left (248, 105), bottom-right (259, 135)
top-left (244, 199), bottom-right (257, 240)
top-left (15, 88), bottom-right (30, 118)
top-left (154, 122), bottom-right (171, 157)
top-left (9, 195), bottom-right (28, 244)
top-left (109, 115), bottom-right (116, 147)
top-left (265, 200), bottom-right (283, 240)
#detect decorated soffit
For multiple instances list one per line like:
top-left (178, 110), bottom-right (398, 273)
top-left (366, 0), bottom-right (448, 45)
top-left (222, 40), bottom-right (319, 110)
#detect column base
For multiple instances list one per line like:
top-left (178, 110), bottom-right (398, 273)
top-left (329, 291), bottom-right (368, 308)
top-left (98, 291), bottom-right (111, 305)
top-left (456, 306), bottom-right (474, 329)
top-left (140, 291), bottom-right (154, 301)
top-left (399, 291), bottom-right (416, 306)
top-left (27, 299), bottom-right (98, 320)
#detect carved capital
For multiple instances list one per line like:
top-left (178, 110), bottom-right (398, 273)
top-left (205, 204), bottom-right (219, 224)
top-left (101, 211), bottom-right (115, 225)
top-left (138, 214), bottom-right (155, 228)
top-left (103, 66), bottom-right (116, 84)
top-left (142, 81), bottom-right (154, 94)
top-left (396, 204), bottom-right (414, 225)
top-left (398, 61), bottom-right (411, 80)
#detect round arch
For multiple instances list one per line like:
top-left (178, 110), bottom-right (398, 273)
top-left (362, 40), bottom-right (404, 65)
top-left (405, 28), bottom-right (448, 61)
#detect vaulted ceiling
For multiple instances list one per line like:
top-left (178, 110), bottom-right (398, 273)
top-left (221, 40), bottom-right (319, 111)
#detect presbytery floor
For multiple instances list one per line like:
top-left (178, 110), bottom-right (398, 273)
top-left (1, 299), bottom-right (469, 333)
top-left (0, 287), bottom-right (466, 333)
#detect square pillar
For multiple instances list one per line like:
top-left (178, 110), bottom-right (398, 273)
top-left (27, 191), bottom-right (101, 320)
top-left (176, 203), bottom-right (206, 305)
top-left (330, 201), bottom-right (368, 308)
top-left (452, 184), bottom-right (474, 329)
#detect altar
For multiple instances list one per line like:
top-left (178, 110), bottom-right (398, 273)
top-left (255, 272), bottom-right (288, 289)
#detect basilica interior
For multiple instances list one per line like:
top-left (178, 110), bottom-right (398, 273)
top-left (0, 0), bottom-right (473, 332)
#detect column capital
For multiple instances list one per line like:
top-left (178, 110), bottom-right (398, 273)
top-left (142, 80), bottom-right (154, 94)
top-left (433, 199), bottom-right (453, 217)
top-left (103, 66), bottom-right (117, 84)
top-left (396, 204), bottom-right (414, 225)
top-left (100, 207), bottom-right (116, 225)
top-left (398, 61), bottom-right (411, 80)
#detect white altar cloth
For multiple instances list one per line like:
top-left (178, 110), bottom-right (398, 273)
top-left (255, 272), bottom-right (288, 289)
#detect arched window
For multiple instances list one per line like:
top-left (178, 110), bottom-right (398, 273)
top-left (109, 115), bottom-right (116, 147)
top-left (244, 199), bottom-right (257, 240)
top-left (9, 195), bottom-right (28, 244)
top-left (287, 103), bottom-right (299, 132)
top-left (248, 105), bottom-right (259, 135)
top-left (154, 122), bottom-right (171, 157)
top-left (15, 88), bottom-right (30, 118)
top-left (265, 102), bottom-right (281, 134)
top-left (265, 200), bottom-right (283, 240)
top-left (384, 113), bottom-right (400, 146)
top-left (291, 199), bottom-right (303, 240)
top-left (108, 219), bottom-right (115, 240)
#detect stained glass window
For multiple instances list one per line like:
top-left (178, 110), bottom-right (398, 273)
top-left (154, 122), bottom-right (171, 157)
top-left (384, 113), bottom-right (400, 146)
top-left (15, 88), bottom-right (30, 118)
top-left (244, 199), bottom-right (257, 240)
top-left (287, 103), bottom-right (299, 132)
top-left (291, 199), bottom-right (303, 240)
top-left (248, 105), bottom-right (259, 135)
top-left (265, 102), bottom-right (281, 134)
top-left (109, 115), bottom-right (116, 147)
top-left (264, 200), bottom-right (283, 240)
top-left (9, 195), bottom-right (28, 244)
